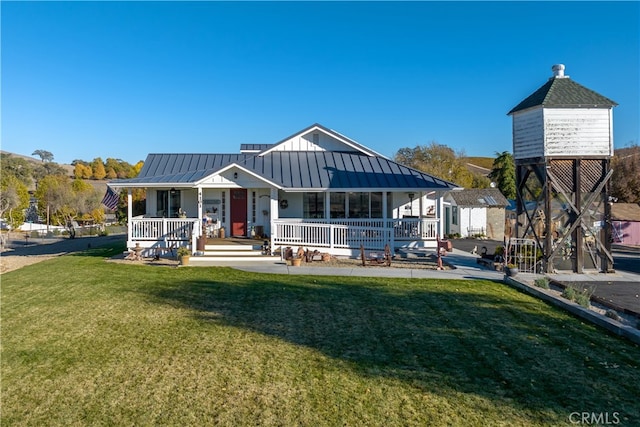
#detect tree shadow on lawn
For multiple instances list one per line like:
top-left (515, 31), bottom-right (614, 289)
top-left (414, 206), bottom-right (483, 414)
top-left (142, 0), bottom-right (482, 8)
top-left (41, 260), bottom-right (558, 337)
top-left (143, 271), bottom-right (640, 422)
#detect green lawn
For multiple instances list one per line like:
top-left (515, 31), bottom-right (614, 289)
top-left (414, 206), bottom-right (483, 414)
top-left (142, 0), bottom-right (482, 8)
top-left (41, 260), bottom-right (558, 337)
top-left (2, 244), bottom-right (639, 426)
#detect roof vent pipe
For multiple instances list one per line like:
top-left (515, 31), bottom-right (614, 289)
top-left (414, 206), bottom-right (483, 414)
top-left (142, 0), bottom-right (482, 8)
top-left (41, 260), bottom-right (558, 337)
top-left (552, 64), bottom-right (566, 78)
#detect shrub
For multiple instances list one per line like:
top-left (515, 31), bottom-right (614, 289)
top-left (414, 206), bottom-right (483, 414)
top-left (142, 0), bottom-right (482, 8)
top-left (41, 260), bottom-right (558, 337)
top-left (177, 246), bottom-right (190, 257)
top-left (562, 284), bottom-right (593, 308)
top-left (577, 286), bottom-right (594, 308)
top-left (574, 292), bottom-right (591, 308)
top-left (562, 285), bottom-right (577, 301)
top-left (534, 277), bottom-right (550, 289)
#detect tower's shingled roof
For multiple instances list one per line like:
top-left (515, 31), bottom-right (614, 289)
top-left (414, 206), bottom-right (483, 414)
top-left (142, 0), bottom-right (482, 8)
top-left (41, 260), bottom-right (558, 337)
top-left (508, 77), bottom-right (617, 115)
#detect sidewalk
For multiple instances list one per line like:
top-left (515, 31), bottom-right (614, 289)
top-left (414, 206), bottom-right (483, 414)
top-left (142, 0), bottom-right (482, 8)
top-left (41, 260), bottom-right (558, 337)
top-left (198, 249), bottom-right (507, 281)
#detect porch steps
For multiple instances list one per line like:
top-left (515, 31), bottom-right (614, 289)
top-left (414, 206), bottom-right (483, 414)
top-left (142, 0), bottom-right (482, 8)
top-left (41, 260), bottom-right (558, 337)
top-left (190, 242), bottom-right (275, 263)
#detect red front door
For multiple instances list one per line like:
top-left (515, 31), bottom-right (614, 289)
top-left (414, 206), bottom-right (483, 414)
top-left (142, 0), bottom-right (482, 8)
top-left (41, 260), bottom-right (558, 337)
top-left (230, 189), bottom-right (247, 237)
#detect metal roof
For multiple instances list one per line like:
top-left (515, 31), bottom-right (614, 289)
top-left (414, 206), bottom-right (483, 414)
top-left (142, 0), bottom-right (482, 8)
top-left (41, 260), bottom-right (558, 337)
top-left (240, 144), bottom-right (273, 152)
top-left (243, 151), bottom-right (455, 190)
top-left (114, 154), bottom-right (252, 185)
top-left (110, 124), bottom-right (457, 191)
top-left (113, 151), bottom-right (456, 190)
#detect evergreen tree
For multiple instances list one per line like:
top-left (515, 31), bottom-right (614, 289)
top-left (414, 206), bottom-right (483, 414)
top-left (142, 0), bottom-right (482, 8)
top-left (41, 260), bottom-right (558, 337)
top-left (489, 151), bottom-right (516, 200)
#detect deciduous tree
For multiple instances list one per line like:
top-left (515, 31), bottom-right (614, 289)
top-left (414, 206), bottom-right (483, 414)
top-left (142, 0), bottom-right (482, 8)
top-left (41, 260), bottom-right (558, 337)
top-left (611, 143), bottom-right (640, 204)
top-left (394, 142), bottom-right (473, 187)
top-left (91, 158), bottom-right (107, 180)
top-left (34, 176), bottom-right (101, 237)
top-left (32, 149), bottom-right (54, 163)
top-left (0, 174), bottom-right (30, 228)
top-left (1, 154), bottom-right (34, 184)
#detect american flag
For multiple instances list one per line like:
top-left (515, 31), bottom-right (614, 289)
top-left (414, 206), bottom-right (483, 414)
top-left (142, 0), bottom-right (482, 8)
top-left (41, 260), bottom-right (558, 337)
top-left (101, 185), bottom-right (120, 210)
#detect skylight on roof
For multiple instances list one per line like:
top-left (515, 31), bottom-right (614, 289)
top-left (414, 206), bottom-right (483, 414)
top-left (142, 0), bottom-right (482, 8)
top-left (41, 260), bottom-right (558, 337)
top-left (485, 196), bottom-right (498, 205)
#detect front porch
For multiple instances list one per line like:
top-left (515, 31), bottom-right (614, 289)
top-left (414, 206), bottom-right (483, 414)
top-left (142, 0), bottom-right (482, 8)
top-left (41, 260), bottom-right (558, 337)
top-left (272, 218), bottom-right (439, 256)
top-left (127, 216), bottom-right (440, 258)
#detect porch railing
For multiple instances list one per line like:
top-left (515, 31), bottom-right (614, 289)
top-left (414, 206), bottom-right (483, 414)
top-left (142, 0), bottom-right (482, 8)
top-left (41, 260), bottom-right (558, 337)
top-left (127, 217), bottom-right (439, 255)
top-left (129, 217), bottom-right (201, 250)
top-left (273, 218), bottom-right (439, 251)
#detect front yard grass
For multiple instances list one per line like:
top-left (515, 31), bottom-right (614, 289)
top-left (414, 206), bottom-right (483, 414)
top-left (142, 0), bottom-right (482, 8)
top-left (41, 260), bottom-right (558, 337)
top-left (2, 244), bottom-right (639, 426)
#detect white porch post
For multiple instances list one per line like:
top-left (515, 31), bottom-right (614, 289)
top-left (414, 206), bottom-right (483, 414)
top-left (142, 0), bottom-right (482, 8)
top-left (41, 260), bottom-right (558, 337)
top-left (270, 188), bottom-right (278, 254)
top-left (437, 195), bottom-right (445, 238)
top-left (383, 191), bottom-right (394, 249)
top-left (325, 192), bottom-right (333, 250)
top-left (195, 187), bottom-right (203, 252)
top-left (197, 187), bottom-right (203, 223)
top-left (127, 188), bottom-right (133, 246)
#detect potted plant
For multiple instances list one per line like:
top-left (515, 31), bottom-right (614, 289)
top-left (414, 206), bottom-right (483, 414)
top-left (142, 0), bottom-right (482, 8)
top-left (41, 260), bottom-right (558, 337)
top-left (177, 246), bottom-right (191, 266)
top-left (505, 263), bottom-right (518, 277)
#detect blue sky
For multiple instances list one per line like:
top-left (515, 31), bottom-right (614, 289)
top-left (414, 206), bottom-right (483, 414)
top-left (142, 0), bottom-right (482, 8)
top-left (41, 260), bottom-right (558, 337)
top-left (2, 1), bottom-right (639, 165)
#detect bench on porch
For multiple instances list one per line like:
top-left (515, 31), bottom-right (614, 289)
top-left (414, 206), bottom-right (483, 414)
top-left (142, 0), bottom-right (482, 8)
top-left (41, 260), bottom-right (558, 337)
top-left (360, 244), bottom-right (392, 267)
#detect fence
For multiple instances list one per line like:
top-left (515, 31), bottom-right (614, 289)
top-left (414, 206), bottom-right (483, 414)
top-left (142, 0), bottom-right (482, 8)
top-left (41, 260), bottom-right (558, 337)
top-left (507, 238), bottom-right (540, 274)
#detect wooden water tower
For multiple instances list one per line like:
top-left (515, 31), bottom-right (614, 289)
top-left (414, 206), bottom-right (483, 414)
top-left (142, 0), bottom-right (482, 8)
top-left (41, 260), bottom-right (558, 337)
top-left (508, 64), bottom-right (617, 273)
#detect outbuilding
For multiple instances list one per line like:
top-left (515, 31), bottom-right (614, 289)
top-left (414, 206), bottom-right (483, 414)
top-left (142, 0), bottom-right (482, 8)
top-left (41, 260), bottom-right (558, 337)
top-left (611, 203), bottom-right (640, 246)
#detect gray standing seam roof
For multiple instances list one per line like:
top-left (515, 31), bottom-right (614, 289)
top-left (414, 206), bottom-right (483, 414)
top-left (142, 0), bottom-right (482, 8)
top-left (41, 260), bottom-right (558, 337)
top-left (240, 144), bottom-right (273, 152)
top-left (113, 151), bottom-right (456, 190)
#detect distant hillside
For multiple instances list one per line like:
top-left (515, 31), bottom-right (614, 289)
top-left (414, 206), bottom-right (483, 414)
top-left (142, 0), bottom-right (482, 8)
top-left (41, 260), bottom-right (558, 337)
top-left (463, 157), bottom-right (494, 170)
top-left (1, 150), bottom-right (75, 177)
top-left (462, 156), bottom-right (494, 177)
top-left (1, 150), bottom-right (42, 164)
top-left (615, 146), bottom-right (639, 159)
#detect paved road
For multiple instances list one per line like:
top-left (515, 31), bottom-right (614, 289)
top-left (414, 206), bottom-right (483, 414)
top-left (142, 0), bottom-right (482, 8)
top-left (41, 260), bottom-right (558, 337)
top-left (451, 239), bottom-right (640, 275)
top-left (611, 244), bottom-right (640, 275)
top-left (2, 233), bottom-right (126, 257)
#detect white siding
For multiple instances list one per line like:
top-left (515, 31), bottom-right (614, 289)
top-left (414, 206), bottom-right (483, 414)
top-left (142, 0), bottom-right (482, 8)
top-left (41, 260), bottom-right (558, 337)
top-left (512, 108), bottom-right (544, 160)
top-left (270, 131), bottom-right (359, 152)
top-left (543, 108), bottom-right (613, 157)
top-left (460, 207), bottom-right (486, 237)
top-left (200, 168), bottom-right (272, 188)
top-left (513, 107), bottom-right (613, 159)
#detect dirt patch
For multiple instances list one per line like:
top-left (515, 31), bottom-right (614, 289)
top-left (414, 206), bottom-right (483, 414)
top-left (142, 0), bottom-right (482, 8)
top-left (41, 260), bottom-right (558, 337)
top-left (106, 252), bottom-right (179, 268)
top-left (0, 253), bottom-right (60, 274)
